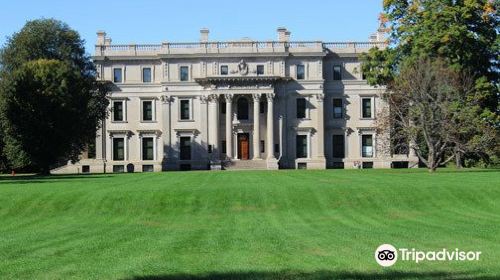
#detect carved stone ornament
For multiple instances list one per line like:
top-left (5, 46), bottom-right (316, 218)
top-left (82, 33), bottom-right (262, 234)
top-left (238, 59), bottom-right (249, 76)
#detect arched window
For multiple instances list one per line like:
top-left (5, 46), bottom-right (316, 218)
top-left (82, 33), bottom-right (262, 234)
top-left (237, 97), bottom-right (249, 120)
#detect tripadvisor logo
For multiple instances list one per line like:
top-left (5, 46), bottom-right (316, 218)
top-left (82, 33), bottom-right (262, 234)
top-left (375, 244), bottom-right (481, 267)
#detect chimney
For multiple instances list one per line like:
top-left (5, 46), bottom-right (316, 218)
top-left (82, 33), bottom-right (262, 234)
top-left (277, 27), bottom-right (287, 42)
top-left (96, 31), bottom-right (106, 45)
top-left (284, 30), bottom-right (291, 42)
top-left (200, 28), bottom-right (209, 43)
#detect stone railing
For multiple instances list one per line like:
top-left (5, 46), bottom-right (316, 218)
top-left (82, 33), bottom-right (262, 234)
top-left (95, 41), bottom-right (388, 56)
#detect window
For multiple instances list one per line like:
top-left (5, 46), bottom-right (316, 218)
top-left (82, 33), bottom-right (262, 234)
top-left (296, 135), bottom-right (308, 158)
top-left (142, 165), bottom-right (154, 172)
top-left (113, 68), bottom-right (122, 83)
top-left (142, 100), bottom-right (153, 121)
top-left (257, 65), bottom-right (264, 75)
top-left (220, 65), bottom-right (228, 75)
top-left (260, 140), bottom-right (265, 153)
top-left (296, 98), bottom-right (306, 119)
top-left (142, 137), bottom-right (154, 160)
top-left (362, 162), bottom-right (373, 169)
top-left (113, 165), bottom-right (125, 173)
top-left (180, 66), bottom-right (189, 81)
top-left (237, 98), bottom-right (249, 120)
top-left (142, 67), bottom-right (152, 83)
top-left (332, 135), bottom-right (345, 158)
top-left (296, 64), bottom-right (305, 80)
top-left (274, 144), bottom-right (280, 154)
top-left (82, 165), bottom-right (90, 173)
top-left (333, 65), bottom-right (342, 80)
top-left (333, 99), bottom-right (343, 119)
top-left (208, 145), bottom-right (213, 153)
top-left (362, 98), bottom-right (372, 118)
top-left (113, 138), bottom-right (125, 161)
top-left (259, 100), bottom-right (266, 114)
top-left (221, 141), bottom-right (226, 153)
top-left (180, 100), bottom-right (190, 120)
top-left (180, 137), bottom-right (191, 160)
top-left (362, 135), bottom-right (373, 158)
top-left (113, 101), bottom-right (124, 121)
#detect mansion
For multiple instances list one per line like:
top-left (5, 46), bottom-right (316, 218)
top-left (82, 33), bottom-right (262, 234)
top-left (54, 27), bottom-right (418, 173)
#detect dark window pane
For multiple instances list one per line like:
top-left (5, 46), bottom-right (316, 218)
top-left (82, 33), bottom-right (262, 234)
top-left (332, 135), bottom-right (345, 158)
top-left (113, 138), bottom-right (125, 161)
top-left (180, 66), bottom-right (189, 81)
top-left (142, 101), bottom-right (153, 121)
top-left (257, 65), bottom-right (264, 75)
top-left (362, 98), bottom-right (372, 118)
top-left (333, 65), bottom-right (342, 80)
top-left (142, 137), bottom-right (154, 160)
top-left (221, 101), bottom-right (226, 114)
top-left (296, 98), bottom-right (306, 119)
top-left (296, 135), bottom-right (308, 158)
top-left (333, 98), bottom-right (343, 119)
top-left (362, 135), bottom-right (373, 157)
top-left (142, 165), bottom-right (154, 172)
top-left (221, 65), bottom-right (228, 75)
top-left (259, 100), bottom-right (265, 114)
top-left (142, 68), bottom-right (152, 83)
top-left (113, 68), bottom-right (122, 83)
top-left (260, 140), bottom-right (265, 153)
top-left (221, 141), bottom-right (226, 153)
top-left (113, 101), bottom-right (123, 121)
top-left (297, 65), bottom-right (305, 80)
top-left (180, 100), bottom-right (190, 120)
top-left (237, 98), bottom-right (249, 120)
top-left (113, 165), bottom-right (124, 173)
top-left (180, 137), bottom-right (191, 160)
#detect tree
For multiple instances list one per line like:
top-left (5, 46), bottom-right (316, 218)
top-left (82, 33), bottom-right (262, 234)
top-left (362, 0), bottom-right (499, 167)
top-left (381, 58), bottom-right (491, 172)
top-left (0, 19), bottom-right (108, 174)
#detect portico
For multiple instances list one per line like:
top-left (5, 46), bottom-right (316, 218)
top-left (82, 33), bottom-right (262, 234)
top-left (196, 76), bottom-right (286, 168)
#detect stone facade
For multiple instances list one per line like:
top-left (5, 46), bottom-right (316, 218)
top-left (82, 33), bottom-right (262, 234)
top-left (53, 27), bottom-right (418, 174)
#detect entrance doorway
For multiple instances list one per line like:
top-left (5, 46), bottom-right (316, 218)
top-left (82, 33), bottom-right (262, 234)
top-left (238, 133), bottom-right (250, 160)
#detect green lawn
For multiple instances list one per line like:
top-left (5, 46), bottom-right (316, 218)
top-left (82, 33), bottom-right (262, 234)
top-left (0, 169), bottom-right (499, 280)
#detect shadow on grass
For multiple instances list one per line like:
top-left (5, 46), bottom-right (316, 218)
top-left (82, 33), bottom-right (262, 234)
top-left (0, 173), bottom-right (117, 184)
top-left (127, 270), bottom-right (498, 280)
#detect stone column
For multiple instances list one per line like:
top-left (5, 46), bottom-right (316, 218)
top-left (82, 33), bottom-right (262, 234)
top-left (252, 94), bottom-right (261, 159)
top-left (208, 94), bottom-right (219, 160)
top-left (225, 94), bottom-right (233, 159)
top-left (266, 93), bottom-right (276, 160)
top-left (315, 93), bottom-right (325, 158)
top-left (161, 95), bottom-right (173, 164)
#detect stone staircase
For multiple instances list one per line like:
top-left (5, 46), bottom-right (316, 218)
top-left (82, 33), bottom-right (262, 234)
top-left (224, 159), bottom-right (268, 170)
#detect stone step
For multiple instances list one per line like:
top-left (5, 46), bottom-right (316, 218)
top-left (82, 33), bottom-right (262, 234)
top-left (224, 160), bottom-right (268, 170)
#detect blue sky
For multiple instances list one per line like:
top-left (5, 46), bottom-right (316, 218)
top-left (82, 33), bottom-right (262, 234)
top-left (0, 0), bottom-right (383, 55)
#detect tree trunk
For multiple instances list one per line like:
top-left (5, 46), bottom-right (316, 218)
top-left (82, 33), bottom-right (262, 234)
top-left (455, 149), bottom-right (463, 169)
top-left (427, 150), bottom-right (436, 172)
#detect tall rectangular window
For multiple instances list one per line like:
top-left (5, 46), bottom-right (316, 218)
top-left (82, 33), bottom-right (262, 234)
top-left (180, 137), bottom-right (191, 160)
top-left (257, 65), bottom-right (264, 75)
top-left (113, 138), bottom-right (125, 161)
top-left (362, 135), bottom-right (373, 158)
top-left (296, 135), bottom-right (308, 158)
top-left (142, 67), bottom-right (152, 83)
top-left (259, 100), bottom-right (265, 114)
top-left (113, 101), bottom-right (124, 121)
top-left (362, 98), bottom-right (372, 118)
top-left (142, 101), bottom-right (153, 121)
top-left (296, 64), bottom-right (305, 80)
top-left (296, 98), bottom-right (306, 119)
top-left (220, 65), bottom-right (228, 75)
top-left (333, 65), bottom-right (342, 80)
top-left (332, 135), bottom-right (345, 158)
top-left (180, 100), bottom-right (190, 120)
top-left (113, 68), bottom-right (122, 83)
top-left (260, 140), bottom-right (265, 153)
top-left (333, 98), bottom-right (343, 119)
top-left (142, 137), bottom-right (154, 160)
top-left (180, 66), bottom-right (189, 81)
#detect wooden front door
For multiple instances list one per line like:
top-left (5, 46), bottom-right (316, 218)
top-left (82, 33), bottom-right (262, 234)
top-left (238, 133), bottom-right (250, 160)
